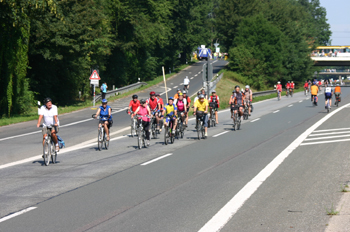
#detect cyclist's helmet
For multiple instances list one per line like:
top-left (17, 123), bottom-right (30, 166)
top-left (212, 90), bottom-right (216, 93)
top-left (288, 81), bottom-right (290, 83)
top-left (235, 85), bottom-right (240, 89)
top-left (102, 99), bottom-right (108, 103)
top-left (182, 90), bottom-right (187, 94)
top-left (291, 81), bottom-right (294, 83)
top-left (178, 92), bottom-right (183, 96)
top-left (43, 97), bottom-right (52, 104)
top-left (168, 97), bottom-right (174, 101)
top-left (199, 94), bottom-right (205, 99)
top-left (197, 91), bottom-right (201, 95)
top-left (177, 88), bottom-right (181, 91)
top-left (150, 91), bottom-right (155, 96)
top-left (132, 94), bottom-right (138, 99)
top-left (278, 81), bottom-right (281, 84)
top-left (140, 99), bottom-right (146, 104)
top-left (245, 85), bottom-right (250, 89)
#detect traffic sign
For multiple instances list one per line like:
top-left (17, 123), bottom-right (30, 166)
top-left (89, 70), bottom-right (100, 80)
top-left (90, 79), bottom-right (99, 86)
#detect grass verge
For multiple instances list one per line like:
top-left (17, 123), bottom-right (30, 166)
top-left (0, 62), bottom-right (196, 127)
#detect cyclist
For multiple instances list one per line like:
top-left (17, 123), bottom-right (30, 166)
top-left (290, 81), bottom-right (295, 95)
top-left (147, 91), bottom-right (161, 130)
top-left (134, 99), bottom-right (151, 146)
top-left (324, 85), bottom-right (333, 109)
top-left (276, 81), bottom-right (282, 100)
top-left (128, 95), bottom-right (140, 118)
top-left (334, 84), bottom-right (341, 105)
top-left (286, 81), bottom-right (291, 96)
top-left (318, 80), bottom-right (322, 91)
top-left (194, 91), bottom-right (201, 103)
top-left (162, 97), bottom-right (177, 134)
top-left (183, 76), bottom-right (190, 90)
top-left (156, 93), bottom-right (164, 131)
top-left (183, 90), bottom-right (191, 125)
top-left (308, 79), bottom-right (312, 92)
top-left (310, 83), bottom-right (319, 105)
top-left (209, 90), bottom-right (220, 124)
top-left (201, 89), bottom-right (208, 100)
top-left (304, 81), bottom-right (309, 94)
top-left (174, 89), bottom-right (181, 99)
top-left (37, 97), bottom-right (60, 152)
top-left (324, 79), bottom-right (329, 88)
top-left (229, 86), bottom-right (245, 122)
top-left (193, 94), bottom-right (209, 138)
top-left (244, 85), bottom-right (252, 116)
top-left (174, 92), bottom-right (187, 127)
top-left (94, 99), bottom-right (113, 141)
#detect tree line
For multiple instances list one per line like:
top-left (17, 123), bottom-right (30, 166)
top-left (0, 0), bottom-right (330, 117)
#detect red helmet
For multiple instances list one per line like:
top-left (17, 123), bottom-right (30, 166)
top-left (150, 91), bottom-right (155, 95)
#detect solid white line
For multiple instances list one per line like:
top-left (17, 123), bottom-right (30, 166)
top-left (251, 118), bottom-right (260, 122)
top-left (173, 86), bottom-right (178, 89)
top-left (304, 134), bottom-right (350, 141)
top-left (309, 131), bottom-right (350, 137)
top-left (198, 103), bottom-right (350, 232)
top-left (313, 127), bottom-right (350, 133)
top-left (0, 131), bottom-right (41, 142)
top-left (273, 110), bottom-right (280, 113)
top-left (0, 207), bottom-right (37, 223)
top-left (141, 153), bottom-right (173, 166)
top-left (213, 131), bottom-right (229, 138)
top-left (301, 138), bottom-right (350, 146)
top-left (299, 100), bottom-right (303, 103)
top-left (288, 104), bottom-right (293, 107)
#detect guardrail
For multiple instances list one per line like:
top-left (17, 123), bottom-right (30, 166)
top-left (253, 90), bottom-right (276, 97)
top-left (94, 82), bottom-right (148, 103)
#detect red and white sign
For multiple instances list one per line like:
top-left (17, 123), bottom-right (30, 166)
top-left (89, 70), bottom-right (101, 80)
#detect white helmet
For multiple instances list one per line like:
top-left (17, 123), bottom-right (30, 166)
top-left (185, 76), bottom-right (188, 79)
top-left (245, 85), bottom-right (250, 89)
top-left (278, 81), bottom-right (281, 84)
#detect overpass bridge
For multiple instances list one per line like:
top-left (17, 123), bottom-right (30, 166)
top-left (318, 71), bottom-right (350, 75)
top-left (311, 46), bottom-right (350, 66)
top-left (311, 56), bottom-right (350, 66)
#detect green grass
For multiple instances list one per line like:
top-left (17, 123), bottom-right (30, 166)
top-left (341, 184), bottom-right (350, 192)
top-left (0, 62), bottom-right (196, 127)
top-left (326, 204), bottom-right (339, 216)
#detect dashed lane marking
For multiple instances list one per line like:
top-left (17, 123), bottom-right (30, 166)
top-left (141, 153), bottom-right (173, 166)
top-left (213, 131), bottom-right (229, 137)
top-left (288, 105), bottom-right (293, 107)
top-left (251, 118), bottom-right (260, 122)
top-left (0, 207), bottom-right (37, 223)
top-left (273, 110), bottom-right (280, 113)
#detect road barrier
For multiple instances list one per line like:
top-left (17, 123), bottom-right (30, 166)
top-left (94, 82), bottom-right (147, 103)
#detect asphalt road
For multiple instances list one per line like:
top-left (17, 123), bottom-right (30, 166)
top-left (0, 60), bottom-right (227, 166)
top-left (1, 86), bottom-right (350, 232)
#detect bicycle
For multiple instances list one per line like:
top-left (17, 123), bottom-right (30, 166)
top-left (209, 102), bottom-right (217, 127)
top-left (312, 95), bottom-right (318, 106)
top-left (176, 112), bottom-right (186, 139)
top-left (335, 94), bottom-right (341, 107)
top-left (304, 88), bottom-right (308, 96)
top-left (243, 104), bottom-right (249, 120)
top-left (137, 115), bottom-right (151, 149)
top-left (289, 88), bottom-right (293, 97)
top-left (42, 125), bottom-right (57, 166)
top-left (150, 111), bottom-right (158, 139)
top-left (92, 114), bottom-right (110, 151)
top-left (277, 90), bottom-right (281, 101)
top-left (232, 105), bottom-right (242, 130)
top-left (164, 117), bottom-right (176, 145)
top-left (128, 110), bottom-right (138, 137)
top-left (195, 111), bottom-right (206, 140)
top-left (183, 85), bottom-right (189, 91)
top-left (326, 98), bottom-right (331, 113)
top-left (286, 89), bottom-right (289, 97)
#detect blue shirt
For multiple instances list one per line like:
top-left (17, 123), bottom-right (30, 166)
top-left (101, 84), bottom-right (107, 93)
top-left (99, 105), bottom-right (112, 119)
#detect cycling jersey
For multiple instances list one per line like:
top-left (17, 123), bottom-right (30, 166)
top-left (163, 104), bottom-right (177, 116)
top-left (39, 105), bottom-right (59, 126)
top-left (209, 95), bottom-right (220, 108)
top-left (129, 100), bottom-right (140, 112)
top-left (325, 87), bottom-right (332, 98)
top-left (137, 106), bottom-right (150, 122)
top-left (286, 83), bottom-right (290, 89)
top-left (231, 92), bottom-right (245, 105)
top-left (243, 90), bottom-right (252, 101)
top-left (184, 78), bottom-right (190, 85)
top-left (147, 98), bottom-right (158, 111)
top-left (157, 97), bottom-right (164, 108)
top-left (334, 86), bottom-right (341, 93)
top-left (304, 83), bottom-right (308, 88)
top-left (290, 83), bottom-right (295, 89)
top-left (276, 84), bottom-right (282, 91)
top-left (99, 105), bottom-right (112, 119)
top-left (310, 85), bottom-right (318, 95)
top-left (194, 99), bottom-right (209, 111)
top-left (174, 99), bottom-right (187, 112)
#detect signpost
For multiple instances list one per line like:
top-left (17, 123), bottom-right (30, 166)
top-left (89, 70), bottom-right (101, 108)
top-left (162, 66), bottom-right (168, 102)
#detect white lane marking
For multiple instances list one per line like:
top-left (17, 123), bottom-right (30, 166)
top-left (173, 86), bottom-right (178, 89)
top-left (309, 131), bottom-right (350, 137)
top-left (159, 87), bottom-right (172, 96)
top-left (195, 74), bottom-right (198, 77)
top-left (213, 131), bottom-right (229, 138)
top-left (191, 77), bottom-right (194, 80)
top-left (212, 60), bottom-right (218, 64)
top-left (180, 83), bottom-right (184, 85)
top-left (198, 72), bottom-right (201, 74)
top-left (141, 153), bottom-right (173, 166)
top-left (288, 104), bottom-right (293, 107)
top-left (301, 138), bottom-right (350, 146)
top-left (299, 100), bottom-right (303, 103)
top-left (0, 108), bottom-right (129, 142)
top-left (0, 207), bottom-right (37, 223)
top-left (273, 110), bottom-right (280, 113)
top-left (313, 127), bottom-right (350, 133)
top-left (304, 134), bottom-right (350, 141)
top-left (198, 103), bottom-right (350, 232)
top-left (0, 128), bottom-right (129, 170)
top-left (251, 118), bottom-right (260, 122)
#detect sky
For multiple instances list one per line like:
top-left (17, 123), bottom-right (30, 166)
top-left (319, 0), bottom-right (350, 45)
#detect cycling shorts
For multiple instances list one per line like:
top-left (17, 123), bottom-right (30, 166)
top-left (325, 93), bottom-right (332, 99)
top-left (164, 115), bottom-right (176, 123)
top-left (231, 104), bottom-right (243, 111)
top-left (335, 92), bottom-right (341, 96)
top-left (42, 125), bottom-right (59, 135)
top-left (100, 119), bottom-right (113, 127)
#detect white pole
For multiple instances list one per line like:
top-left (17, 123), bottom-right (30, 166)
top-left (162, 66), bottom-right (168, 103)
top-left (93, 84), bottom-right (96, 107)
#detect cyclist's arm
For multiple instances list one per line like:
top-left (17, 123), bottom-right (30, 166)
top-left (54, 115), bottom-right (58, 126)
top-left (37, 115), bottom-right (43, 127)
top-left (108, 107), bottom-right (112, 118)
top-left (95, 108), bottom-right (101, 118)
top-left (134, 106), bottom-right (140, 115)
top-left (147, 106), bottom-right (151, 116)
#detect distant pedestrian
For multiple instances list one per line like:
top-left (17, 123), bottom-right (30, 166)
top-left (101, 82), bottom-right (107, 100)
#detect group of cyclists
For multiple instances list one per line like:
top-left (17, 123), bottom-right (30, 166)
top-left (276, 81), bottom-right (295, 100)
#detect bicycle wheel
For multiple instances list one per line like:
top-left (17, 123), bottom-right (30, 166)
top-left (201, 126), bottom-right (205, 139)
top-left (197, 121), bottom-right (201, 140)
top-left (98, 129), bottom-right (103, 151)
top-left (171, 132), bottom-right (175, 144)
top-left (104, 132), bottom-right (109, 150)
top-left (164, 126), bottom-right (168, 145)
top-left (138, 130), bottom-right (142, 149)
top-left (43, 140), bottom-right (50, 166)
top-left (237, 117), bottom-right (241, 130)
top-left (51, 141), bottom-right (57, 164)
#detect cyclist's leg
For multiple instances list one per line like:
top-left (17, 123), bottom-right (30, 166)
top-left (142, 120), bottom-right (150, 140)
top-left (203, 114), bottom-right (208, 134)
top-left (173, 117), bottom-right (178, 130)
top-left (42, 127), bottom-right (48, 146)
top-left (215, 108), bottom-right (218, 123)
top-left (103, 121), bottom-right (110, 139)
top-left (239, 106), bottom-right (244, 116)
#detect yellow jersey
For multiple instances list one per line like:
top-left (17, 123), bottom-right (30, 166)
top-left (194, 99), bottom-right (209, 111)
top-left (311, 85), bottom-right (318, 95)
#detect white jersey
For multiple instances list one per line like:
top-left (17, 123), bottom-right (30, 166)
top-left (39, 105), bottom-right (59, 126)
top-left (184, 78), bottom-right (190, 85)
top-left (325, 87), bottom-right (332, 93)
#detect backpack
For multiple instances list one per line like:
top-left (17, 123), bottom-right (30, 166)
top-left (57, 135), bottom-right (65, 149)
top-left (100, 85), bottom-right (104, 92)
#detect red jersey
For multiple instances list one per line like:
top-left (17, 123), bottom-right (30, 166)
top-left (304, 83), bottom-right (308, 88)
top-left (276, 84), bottom-right (282, 91)
top-left (147, 98), bottom-right (159, 110)
top-left (290, 83), bottom-right (295, 89)
top-left (209, 95), bottom-right (220, 108)
top-left (318, 81), bottom-right (321, 86)
top-left (157, 97), bottom-right (164, 108)
top-left (286, 83), bottom-right (290, 88)
top-left (129, 100), bottom-right (140, 112)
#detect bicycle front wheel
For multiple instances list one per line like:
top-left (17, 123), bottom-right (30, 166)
top-left (98, 129), bottom-right (103, 151)
top-left (197, 121), bottom-right (201, 140)
top-left (43, 141), bottom-right (50, 166)
top-left (164, 126), bottom-right (168, 145)
top-left (201, 126), bottom-right (205, 139)
top-left (104, 136), bottom-right (109, 150)
top-left (50, 141), bottom-right (57, 164)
